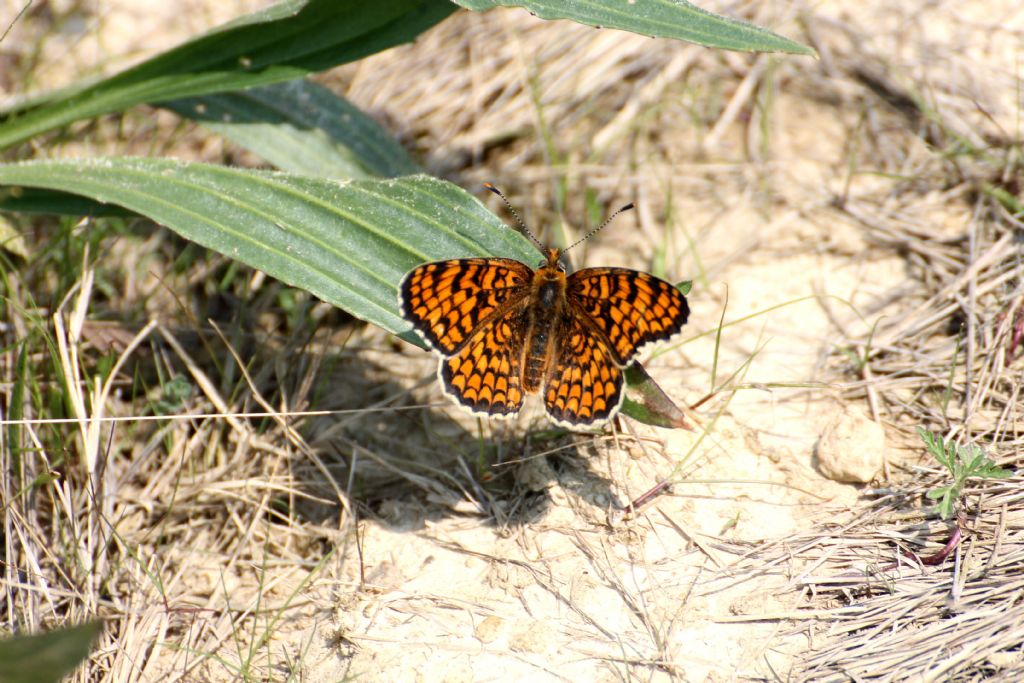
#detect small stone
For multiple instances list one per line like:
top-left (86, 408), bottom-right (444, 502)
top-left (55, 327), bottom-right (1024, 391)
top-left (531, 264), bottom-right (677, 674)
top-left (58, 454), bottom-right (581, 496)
top-left (474, 615), bottom-right (503, 644)
top-left (815, 407), bottom-right (886, 483)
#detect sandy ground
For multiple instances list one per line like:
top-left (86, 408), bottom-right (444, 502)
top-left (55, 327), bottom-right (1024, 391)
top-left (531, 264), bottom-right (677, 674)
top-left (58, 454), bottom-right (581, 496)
top-left (3, 0), bottom-right (1022, 681)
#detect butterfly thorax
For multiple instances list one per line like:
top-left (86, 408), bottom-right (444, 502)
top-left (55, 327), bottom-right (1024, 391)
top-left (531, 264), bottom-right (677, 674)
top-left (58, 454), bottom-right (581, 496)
top-left (521, 248), bottom-right (569, 393)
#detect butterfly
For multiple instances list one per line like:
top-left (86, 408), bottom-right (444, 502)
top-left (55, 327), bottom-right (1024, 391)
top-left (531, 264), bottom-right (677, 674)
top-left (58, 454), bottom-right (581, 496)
top-left (399, 185), bottom-right (689, 428)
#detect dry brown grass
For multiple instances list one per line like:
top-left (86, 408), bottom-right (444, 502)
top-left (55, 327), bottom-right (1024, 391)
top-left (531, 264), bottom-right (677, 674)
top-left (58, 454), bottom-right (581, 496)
top-left (2, 1), bottom-right (1023, 681)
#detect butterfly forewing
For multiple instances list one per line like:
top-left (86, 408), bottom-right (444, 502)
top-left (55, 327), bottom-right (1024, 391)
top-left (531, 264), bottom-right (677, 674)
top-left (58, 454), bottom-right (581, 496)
top-left (400, 258), bottom-right (532, 354)
top-left (566, 268), bottom-right (690, 365)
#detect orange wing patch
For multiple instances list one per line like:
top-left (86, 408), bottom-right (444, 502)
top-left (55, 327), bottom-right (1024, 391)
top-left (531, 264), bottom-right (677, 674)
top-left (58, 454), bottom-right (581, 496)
top-left (567, 268), bottom-right (689, 365)
top-left (400, 258), bottom-right (531, 354)
top-left (440, 309), bottom-right (528, 417)
top-left (543, 316), bottom-right (624, 427)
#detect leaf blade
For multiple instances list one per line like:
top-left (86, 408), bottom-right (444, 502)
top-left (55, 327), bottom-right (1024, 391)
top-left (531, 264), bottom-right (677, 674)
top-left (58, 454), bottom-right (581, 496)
top-left (454, 0), bottom-right (814, 54)
top-left (0, 158), bottom-right (534, 342)
top-left (0, 0), bottom-right (457, 149)
top-left (164, 81), bottom-right (419, 179)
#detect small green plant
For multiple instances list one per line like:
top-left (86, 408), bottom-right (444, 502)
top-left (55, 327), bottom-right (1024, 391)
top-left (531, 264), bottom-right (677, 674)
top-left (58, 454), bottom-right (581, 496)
top-left (918, 427), bottom-right (1013, 519)
top-left (150, 374), bottom-right (194, 415)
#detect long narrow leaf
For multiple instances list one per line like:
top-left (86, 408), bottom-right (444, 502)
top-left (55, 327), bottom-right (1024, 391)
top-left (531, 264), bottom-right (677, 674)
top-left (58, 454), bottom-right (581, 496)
top-left (0, 0), bottom-right (456, 149)
top-left (455, 0), bottom-right (813, 54)
top-left (164, 81), bottom-right (419, 179)
top-left (0, 158), bottom-right (533, 342)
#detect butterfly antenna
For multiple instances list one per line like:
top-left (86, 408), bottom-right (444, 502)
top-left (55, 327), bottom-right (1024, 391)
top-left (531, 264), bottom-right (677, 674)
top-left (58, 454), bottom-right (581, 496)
top-left (484, 183), bottom-right (546, 254)
top-left (564, 201), bottom-right (635, 254)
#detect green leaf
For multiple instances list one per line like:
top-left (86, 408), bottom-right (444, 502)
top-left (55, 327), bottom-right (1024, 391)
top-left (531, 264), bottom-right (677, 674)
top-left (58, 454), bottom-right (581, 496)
top-left (962, 444), bottom-right (983, 471)
top-left (164, 81), bottom-right (420, 179)
top-left (622, 363), bottom-right (690, 429)
top-left (0, 158), bottom-right (535, 344)
top-left (0, 620), bottom-right (102, 683)
top-left (980, 465), bottom-right (1014, 479)
top-left (454, 0), bottom-right (814, 55)
top-left (936, 493), bottom-right (954, 520)
top-left (0, 0), bottom-right (457, 149)
top-left (918, 426), bottom-right (952, 469)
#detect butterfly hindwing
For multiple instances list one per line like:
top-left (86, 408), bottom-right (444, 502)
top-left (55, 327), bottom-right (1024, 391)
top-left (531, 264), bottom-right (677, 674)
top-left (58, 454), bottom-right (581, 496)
top-left (439, 304), bottom-right (529, 417)
top-left (542, 313), bottom-right (624, 426)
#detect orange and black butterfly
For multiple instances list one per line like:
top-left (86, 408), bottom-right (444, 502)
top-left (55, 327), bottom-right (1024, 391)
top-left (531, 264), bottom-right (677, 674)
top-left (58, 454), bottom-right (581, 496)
top-left (399, 185), bottom-right (689, 428)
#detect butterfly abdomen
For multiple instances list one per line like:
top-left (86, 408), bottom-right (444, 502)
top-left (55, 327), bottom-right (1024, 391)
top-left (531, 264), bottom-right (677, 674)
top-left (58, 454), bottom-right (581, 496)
top-left (521, 267), bottom-right (568, 394)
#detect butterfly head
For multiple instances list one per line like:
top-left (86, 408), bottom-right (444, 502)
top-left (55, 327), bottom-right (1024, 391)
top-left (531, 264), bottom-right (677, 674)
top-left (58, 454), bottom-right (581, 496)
top-left (533, 247), bottom-right (569, 283)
